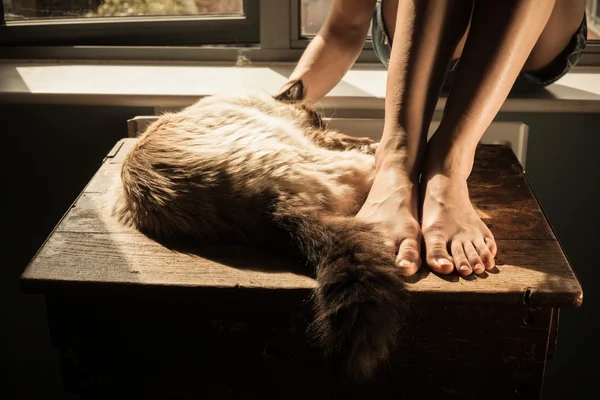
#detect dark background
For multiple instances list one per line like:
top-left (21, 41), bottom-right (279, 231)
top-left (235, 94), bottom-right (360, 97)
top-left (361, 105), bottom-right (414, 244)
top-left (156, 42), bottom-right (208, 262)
top-left (3, 104), bottom-right (598, 399)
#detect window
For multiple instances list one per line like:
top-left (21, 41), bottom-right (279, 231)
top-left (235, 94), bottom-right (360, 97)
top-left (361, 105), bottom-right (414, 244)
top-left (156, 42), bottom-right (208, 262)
top-left (0, 0), bottom-right (258, 45)
top-left (301, 0), bottom-right (599, 41)
top-left (298, 0), bottom-right (600, 65)
top-left (299, 0), bottom-right (372, 38)
top-left (0, 0), bottom-right (598, 65)
top-left (3, 0), bottom-right (244, 21)
top-left (588, 0), bottom-right (600, 40)
top-left (300, 0), bottom-right (330, 37)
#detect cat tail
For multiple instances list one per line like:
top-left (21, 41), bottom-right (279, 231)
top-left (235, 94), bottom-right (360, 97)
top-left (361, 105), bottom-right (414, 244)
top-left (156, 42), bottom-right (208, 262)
top-left (271, 200), bottom-right (408, 381)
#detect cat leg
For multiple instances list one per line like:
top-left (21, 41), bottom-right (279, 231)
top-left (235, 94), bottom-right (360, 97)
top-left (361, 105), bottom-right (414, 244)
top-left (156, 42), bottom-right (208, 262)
top-left (305, 128), bottom-right (378, 155)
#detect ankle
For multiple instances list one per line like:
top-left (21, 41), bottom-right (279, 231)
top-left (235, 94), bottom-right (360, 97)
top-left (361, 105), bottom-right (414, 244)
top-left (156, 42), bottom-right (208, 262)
top-left (377, 156), bottom-right (420, 184)
top-left (425, 138), bottom-right (475, 180)
top-left (376, 144), bottom-right (422, 181)
top-left (422, 170), bottom-right (470, 203)
top-left (424, 160), bottom-right (472, 182)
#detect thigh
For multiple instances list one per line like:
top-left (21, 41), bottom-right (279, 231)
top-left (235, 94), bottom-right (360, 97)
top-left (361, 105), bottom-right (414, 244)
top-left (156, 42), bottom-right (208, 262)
top-left (524, 0), bottom-right (586, 73)
top-left (445, 0), bottom-right (586, 92)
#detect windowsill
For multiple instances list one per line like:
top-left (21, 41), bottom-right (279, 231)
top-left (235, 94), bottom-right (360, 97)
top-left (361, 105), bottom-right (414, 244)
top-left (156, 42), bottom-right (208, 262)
top-left (1, 60), bottom-right (599, 113)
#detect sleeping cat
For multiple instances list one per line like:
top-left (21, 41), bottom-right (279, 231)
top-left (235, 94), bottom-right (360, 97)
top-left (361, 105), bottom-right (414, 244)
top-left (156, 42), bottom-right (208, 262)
top-left (113, 81), bottom-right (408, 381)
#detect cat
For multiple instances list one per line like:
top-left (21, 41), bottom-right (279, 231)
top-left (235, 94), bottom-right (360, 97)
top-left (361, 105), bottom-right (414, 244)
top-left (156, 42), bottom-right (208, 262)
top-left (113, 80), bottom-right (408, 381)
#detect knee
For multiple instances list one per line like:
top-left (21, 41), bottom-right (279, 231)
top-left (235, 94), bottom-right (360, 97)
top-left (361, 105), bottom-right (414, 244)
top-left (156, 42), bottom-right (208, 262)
top-left (523, 0), bottom-right (585, 73)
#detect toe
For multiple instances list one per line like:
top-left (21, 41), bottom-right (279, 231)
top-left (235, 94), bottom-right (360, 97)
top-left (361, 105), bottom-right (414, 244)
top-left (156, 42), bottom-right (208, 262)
top-left (450, 240), bottom-right (472, 276)
top-left (424, 233), bottom-right (454, 274)
top-left (485, 237), bottom-right (498, 256)
top-left (475, 238), bottom-right (495, 270)
top-left (464, 241), bottom-right (484, 274)
top-left (396, 238), bottom-right (422, 276)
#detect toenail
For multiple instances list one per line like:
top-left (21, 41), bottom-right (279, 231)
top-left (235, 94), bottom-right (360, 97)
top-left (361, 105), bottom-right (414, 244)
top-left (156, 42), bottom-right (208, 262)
top-left (475, 263), bottom-right (484, 271)
top-left (399, 260), bottom-right (412, 268)
top-left (437, 258), bottom-right (451, 267)
top-left (460, 265), bottom-right (470, 271)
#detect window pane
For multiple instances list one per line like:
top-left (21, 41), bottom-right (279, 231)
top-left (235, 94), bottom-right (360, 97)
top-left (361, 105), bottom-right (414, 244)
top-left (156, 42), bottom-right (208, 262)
top-left (3, 0), bottom-right (243, 21)
top-left (301, 0), bottom-right (598, 42)
top-left (586, 0), bottom-right (600, 40)
top-left (300, 0), bottom-right (330, 37)
top-left (300, 0), bottom-right (371, 38)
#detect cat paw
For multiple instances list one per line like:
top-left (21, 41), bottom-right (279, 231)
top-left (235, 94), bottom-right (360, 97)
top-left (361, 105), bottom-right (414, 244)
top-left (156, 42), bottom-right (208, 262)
top-left (363, 141), bottom-right (379, 155)
top-left (345, 137), bottom-right (377, 155)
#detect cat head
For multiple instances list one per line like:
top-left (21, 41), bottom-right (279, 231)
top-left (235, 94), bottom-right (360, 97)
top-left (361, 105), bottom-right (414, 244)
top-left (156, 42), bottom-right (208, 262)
top-left (274, 80), bottom-right (324, 129)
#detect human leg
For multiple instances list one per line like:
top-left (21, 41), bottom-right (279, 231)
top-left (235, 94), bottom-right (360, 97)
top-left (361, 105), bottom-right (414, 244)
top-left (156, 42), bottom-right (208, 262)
top-left (421, 0), bottom-right (585, 276)
top-left (358, 0), bottom-right (472, 275)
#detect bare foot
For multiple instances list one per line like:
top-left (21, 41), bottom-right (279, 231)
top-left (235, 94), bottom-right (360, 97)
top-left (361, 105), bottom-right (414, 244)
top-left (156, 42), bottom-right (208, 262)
top-left (355, 163), bottom-right (422, 276)
top-left (421, 169), bottom-right (497, 276)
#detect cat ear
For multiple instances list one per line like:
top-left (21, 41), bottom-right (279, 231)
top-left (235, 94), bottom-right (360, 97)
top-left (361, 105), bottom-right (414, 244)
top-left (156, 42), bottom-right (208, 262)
top-left (274, 80), bottom-right (305, 102)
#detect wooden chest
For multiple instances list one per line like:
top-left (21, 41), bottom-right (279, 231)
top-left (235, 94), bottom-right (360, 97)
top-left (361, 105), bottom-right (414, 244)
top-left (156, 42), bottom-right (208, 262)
top-left (21, 139), bottom-right (582, 399)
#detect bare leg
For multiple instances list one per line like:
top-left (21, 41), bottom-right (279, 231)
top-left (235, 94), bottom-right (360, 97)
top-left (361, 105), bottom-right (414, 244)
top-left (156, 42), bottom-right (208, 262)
top-left (355, 0), bottom-right (472, 275)
top-left (453, 0), bottom-right (585, 71)
top-left (421, 0), bottom-right (585, 275)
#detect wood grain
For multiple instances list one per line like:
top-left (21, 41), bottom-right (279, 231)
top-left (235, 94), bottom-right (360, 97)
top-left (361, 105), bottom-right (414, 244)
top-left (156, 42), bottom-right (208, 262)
top-left (21, 139), bottom-right (582, 307)
top-left (21, 231), bottom-right (581, 306)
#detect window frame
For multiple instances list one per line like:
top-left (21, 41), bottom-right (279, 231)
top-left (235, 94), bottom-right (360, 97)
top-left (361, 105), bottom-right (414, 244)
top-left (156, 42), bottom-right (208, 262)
top-left (581, 43), bottom-right (600, 66)
top-left (0, 0), bottom-right (259, 46)
top-left (0, 0), bottom-right (598, 66)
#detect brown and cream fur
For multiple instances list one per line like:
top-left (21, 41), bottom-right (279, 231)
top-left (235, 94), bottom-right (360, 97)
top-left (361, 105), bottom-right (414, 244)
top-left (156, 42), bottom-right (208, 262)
top-left (113, 81), bottom-right (407, 380)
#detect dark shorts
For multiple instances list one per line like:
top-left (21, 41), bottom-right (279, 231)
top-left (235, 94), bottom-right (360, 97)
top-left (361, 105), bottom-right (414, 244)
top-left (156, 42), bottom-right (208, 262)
top-left (371, 0), bottom-right (588, 93)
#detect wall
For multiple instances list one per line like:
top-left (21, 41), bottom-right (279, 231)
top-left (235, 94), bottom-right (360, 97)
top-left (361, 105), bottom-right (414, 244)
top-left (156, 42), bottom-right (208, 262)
top-left (3, 105), bottom-right (598, 399)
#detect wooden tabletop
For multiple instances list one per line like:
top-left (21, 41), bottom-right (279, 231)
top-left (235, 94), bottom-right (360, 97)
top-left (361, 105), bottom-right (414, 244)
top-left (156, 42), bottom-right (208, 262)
top-left (21, 139), bottom-right (583, 307)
